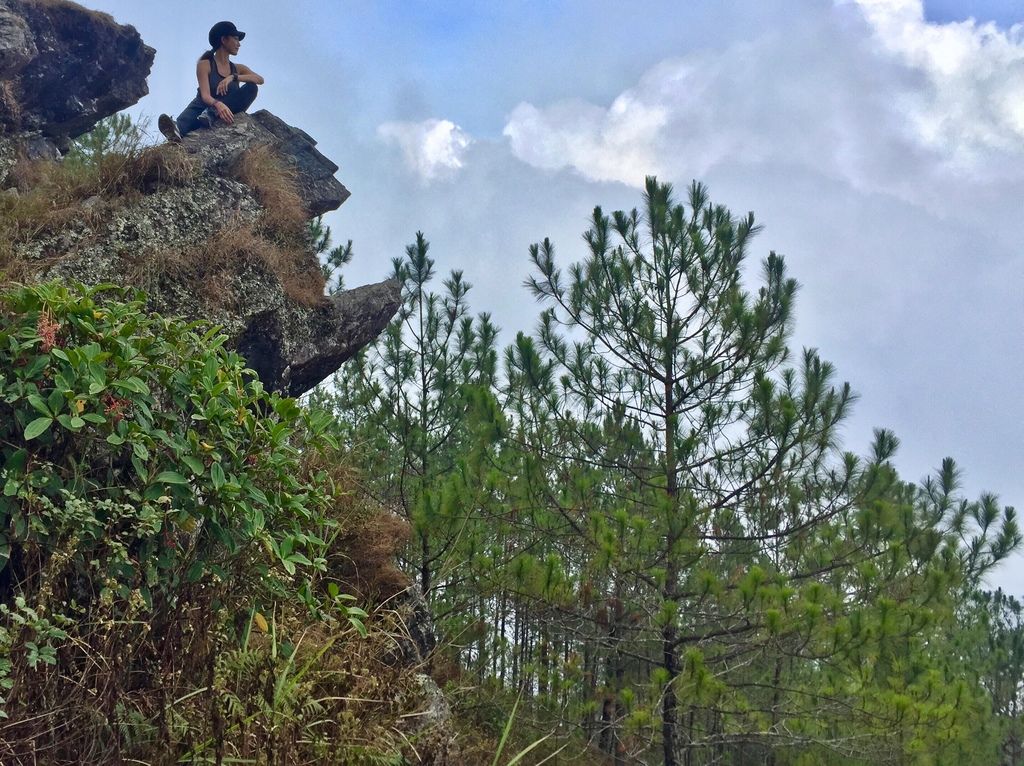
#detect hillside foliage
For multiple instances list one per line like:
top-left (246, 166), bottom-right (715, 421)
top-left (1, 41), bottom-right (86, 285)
top-left (0, 281), bottom-right (444, 764)
top-left (0, 115), bottom-right (1020, 765)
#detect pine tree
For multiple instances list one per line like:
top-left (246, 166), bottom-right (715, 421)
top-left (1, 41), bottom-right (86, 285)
top-left (318, 232), bottom-right (499, 603)
top-left (64, 113), bottom-right (146, 167)
top-left (518, 177), bottom-right (1020, 763)
top-left (523, 177), bottom-right (818, 763)
top-left (308, 215), bottom-right (353, 295)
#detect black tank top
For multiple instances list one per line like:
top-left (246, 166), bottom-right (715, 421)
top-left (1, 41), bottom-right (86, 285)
top-left (198, 54), bottom-right (238, 98)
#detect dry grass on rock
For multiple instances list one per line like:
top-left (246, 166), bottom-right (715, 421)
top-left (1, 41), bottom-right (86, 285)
top-left (0, 142), bottom-right (329, 308)
top-left (230, 144), bottom-right (308, 240)
top-left (176, 144), bottom-right (330, 307)
top-left (9, 143), bottom-right (194, 200)
top-left (24, 0), bottom-right (118, 24)
top-left (135, 220), bottom-right (327, 309)
top-left (0, 145), bottom-right (196, 286)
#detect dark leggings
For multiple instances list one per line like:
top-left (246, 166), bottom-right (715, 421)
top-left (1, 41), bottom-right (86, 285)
top-left (175, 83), bottom-right (259, 136)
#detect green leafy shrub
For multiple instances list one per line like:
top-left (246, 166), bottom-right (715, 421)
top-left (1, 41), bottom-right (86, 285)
top-left (0, 281), bottom-right (418, 762)
top-left (0, 281), bottom-right (334, 603)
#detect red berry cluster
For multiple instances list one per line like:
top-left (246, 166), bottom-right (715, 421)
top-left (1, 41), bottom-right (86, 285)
top-left (36, 309), bottom-right (60, 352)
top-left (102, 393), bottom-right (132, 424)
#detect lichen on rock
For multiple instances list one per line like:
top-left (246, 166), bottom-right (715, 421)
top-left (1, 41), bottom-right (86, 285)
top-left (185, 109), bottom-right (351, 216)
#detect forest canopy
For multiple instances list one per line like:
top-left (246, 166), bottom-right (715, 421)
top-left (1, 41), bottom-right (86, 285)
top-left (315, 177), bottom-right (1022, 765)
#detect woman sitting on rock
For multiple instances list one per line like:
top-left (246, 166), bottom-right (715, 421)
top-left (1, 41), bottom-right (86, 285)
top-left (158, 21), bottom-right (264, 142)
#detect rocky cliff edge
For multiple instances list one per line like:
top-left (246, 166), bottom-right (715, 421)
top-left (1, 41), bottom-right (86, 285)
top-left (0, 0), bottom-right (400, 397)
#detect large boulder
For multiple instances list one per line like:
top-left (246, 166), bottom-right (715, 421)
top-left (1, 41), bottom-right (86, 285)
top-left (0, 0), bottom-right (153, 145)
top-left (12, 129), bottom-right (398, 397)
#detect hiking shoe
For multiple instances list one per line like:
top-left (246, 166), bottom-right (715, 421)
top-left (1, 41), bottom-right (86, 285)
top-left (158, 114), bottom-right (182, 144)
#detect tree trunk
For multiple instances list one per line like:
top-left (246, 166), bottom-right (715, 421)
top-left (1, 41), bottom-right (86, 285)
top-left (662, 620), bottom-right (679, 766)
top-left (583, 640), bottom-right (596, 740)
top-left (767, 655), bottom-right (783, 766)
top-left (613, 642), bottom-right (626, 766)
top-left (497, 590), bottom-right (507, 683)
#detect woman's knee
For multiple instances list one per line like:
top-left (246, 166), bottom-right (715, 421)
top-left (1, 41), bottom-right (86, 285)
top-left (237, 82), bottom-right (259, 112)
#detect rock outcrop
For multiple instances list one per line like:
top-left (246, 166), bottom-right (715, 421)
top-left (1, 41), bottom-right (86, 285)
top-left (236, 277), bottom-right (402, 398)
top-left (0, 0), bottom-right (153, 149)
top-left (185, 109), bottom-right (351, 217)
top-left (0, 0), bottom-right (399, 398)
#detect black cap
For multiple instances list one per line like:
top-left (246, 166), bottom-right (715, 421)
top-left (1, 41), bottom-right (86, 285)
top-left (208, 21), bottom-right (245, 49)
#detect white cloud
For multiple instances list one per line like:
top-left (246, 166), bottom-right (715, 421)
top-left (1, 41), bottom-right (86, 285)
top-left (852, 0), bottom-right (1024, 166)
top-left (505, 93), bottom-right (669, 188)
top-left (377, 118), bottom-right (473, 182)
top-left (502, 1), bottom-right (1024, 201)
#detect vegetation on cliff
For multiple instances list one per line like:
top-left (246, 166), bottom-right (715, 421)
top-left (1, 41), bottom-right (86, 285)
top-left (0, 281), bottom-right (445, 763)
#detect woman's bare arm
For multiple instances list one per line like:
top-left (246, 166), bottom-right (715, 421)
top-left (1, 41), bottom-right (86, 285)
top-left (196, 59), bottom-right (216, 105)
top-left (235, 63), bottom-right (265, 85)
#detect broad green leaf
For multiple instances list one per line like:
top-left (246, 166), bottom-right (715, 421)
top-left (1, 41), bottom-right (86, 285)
top-left (46, 387), bottom-right (64, 415)
top-left (182, 455), bottom-right (205, 476)
top-left (154, 471), bottom-right (189, 486)
top-left (23, 417), bottom-right (53, 440)
top-left (26, 394), bottom-right (51, 417)
top-left (210, 461), bottom-right (225, 489)
top-left (4, 449), bottom-right (28, 473)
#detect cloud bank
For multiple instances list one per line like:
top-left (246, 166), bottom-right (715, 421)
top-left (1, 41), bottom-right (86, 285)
top-left (503, 0), bottom-right (1024, 204)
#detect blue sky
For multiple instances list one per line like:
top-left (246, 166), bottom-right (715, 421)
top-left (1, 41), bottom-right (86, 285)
top-left (89, 0), bottom-right (1024, 594)
top-left (925, 0), bottom-right (1023, 25)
